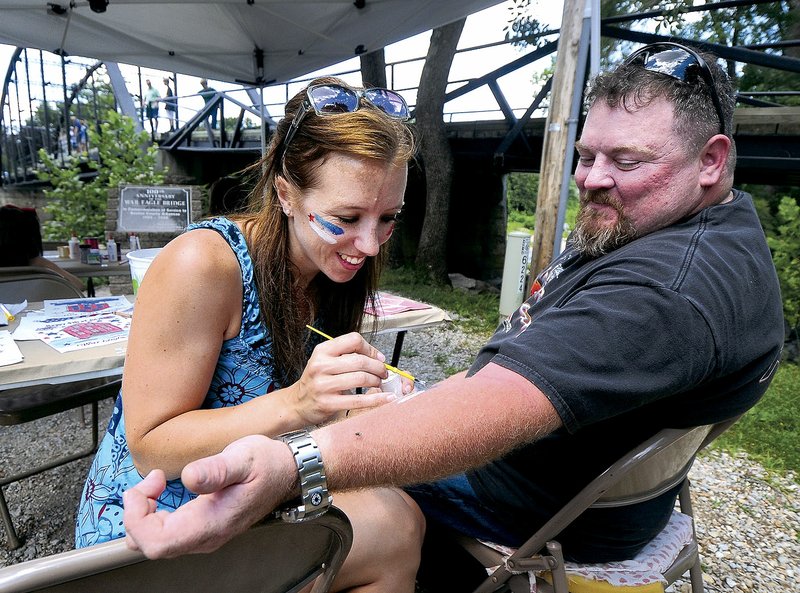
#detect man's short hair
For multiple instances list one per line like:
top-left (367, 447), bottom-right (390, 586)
top-left (586, 44), bottom-right (736, 167)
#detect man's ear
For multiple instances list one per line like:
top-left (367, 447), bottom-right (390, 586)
top-left (274, 176), bottom-right (293, 216)
top-left (698, 134), bottom-right (731, 188)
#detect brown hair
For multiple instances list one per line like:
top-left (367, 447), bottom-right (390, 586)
top-left (232, 76), bottom-right (416, 384)
top-left (587, 47), bottom-right (737, 178)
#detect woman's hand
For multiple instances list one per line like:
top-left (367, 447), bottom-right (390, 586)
top-left (286, 332), bottom-right (394, 425)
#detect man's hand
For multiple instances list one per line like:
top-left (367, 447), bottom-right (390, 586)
top-left (124, 435), bottom-right (295, 558)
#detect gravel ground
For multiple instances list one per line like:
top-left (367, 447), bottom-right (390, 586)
top-left (1, 320), bottom-right (798, 593)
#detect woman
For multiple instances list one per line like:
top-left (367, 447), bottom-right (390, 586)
top-left (77, 77), bottom-right (423, 591)
top-left (0, 204), bottom-right (84, 292)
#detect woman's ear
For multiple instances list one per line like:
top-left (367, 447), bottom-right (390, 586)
top-left (698, 134), bottom-right (731, 188)
top-left (274, 176), bottom-right (293, 216)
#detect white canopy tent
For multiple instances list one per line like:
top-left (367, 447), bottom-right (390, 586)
top-left (0, 0), bottom-right (503, 84)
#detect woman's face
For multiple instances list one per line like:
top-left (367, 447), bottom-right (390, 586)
top-left (276, 152), bottom-right (407, 286)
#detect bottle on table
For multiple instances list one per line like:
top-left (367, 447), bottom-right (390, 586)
top-left (107, 234), bottom-right (118, 262)
top-left (128, 233), bottom-right (141, 251)
top-left (68, 232), bottom-right (80, 260)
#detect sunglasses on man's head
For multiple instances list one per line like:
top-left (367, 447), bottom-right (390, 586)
top-left (280, 83), bottom-right (410, 160)
top-left (623, 42), bottom-right (727, 137)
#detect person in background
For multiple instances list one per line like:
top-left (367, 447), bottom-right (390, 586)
top-left (76, 76), bottom-right (423, 592)
top-left (163, 77), bottom-right (178, 132)
top-left (144, 79), bottom-right (160, 139)
top-left (76, 118), bottom-right (89, 153)
top-left (0, 205), bottom-right (84, 292)
top-left (122, 43), bottom-right (784, 592)
top-left (198, 78), bottom-right (218, 129)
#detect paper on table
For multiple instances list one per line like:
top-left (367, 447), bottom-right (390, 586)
top-left (16, 311), bottom-right (131, 353)
top-left (42, 296), bottom-right (131, 317)
top-left (0, 330), bottom-right (23, 366)
top-left (364, 293), bottom-right (432, 317)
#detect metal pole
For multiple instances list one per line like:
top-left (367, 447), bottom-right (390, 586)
top-left (61, 53), bottom-right (70, 157)
top-left (40, 50), bottom-right (52, 157)
top-left (260, 85), bottom-right (266, 160)
top-left (590, 0), bottom-right (601, 77)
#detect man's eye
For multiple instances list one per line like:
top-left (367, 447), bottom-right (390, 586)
top-left (615, 161), bottom-right (640, 170)
top-left (578, 156), bottom-right (594, 166)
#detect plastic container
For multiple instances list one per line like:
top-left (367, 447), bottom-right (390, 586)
top-left (107, 236), bottom-right (118, 262)
top-left (127, 248), bottom-right (162, 295)
top-left (68, 233), bottom-right (80, 260)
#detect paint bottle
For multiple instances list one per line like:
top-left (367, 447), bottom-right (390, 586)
top-left (68, 232), bottom-right (80, 260)
top-left (107, 234), bottom-right (118, 262)
top-left (129, 233), bottom-right (141, 251)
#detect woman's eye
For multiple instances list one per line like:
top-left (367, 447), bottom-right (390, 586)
top-left (381, 214), bottom-right (400, 224)
top-left (335, 216), bottom-right (358, 224)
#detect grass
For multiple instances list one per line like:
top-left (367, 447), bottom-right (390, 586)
top-left (380, 265), bottom-right (799, 481)
top-left (713, 362), bottom-right (799, 478)
top-left (379, 265), bottom-right (500, 337)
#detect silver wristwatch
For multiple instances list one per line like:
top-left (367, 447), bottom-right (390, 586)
top-left (276, 430), bottom-right (332, 523)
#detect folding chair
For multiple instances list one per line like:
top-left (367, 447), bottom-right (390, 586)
top-left (0, 506), bottom-right (353, 593)
top-left (460, 418), bottom-right (741, 593)
top-left (0, 273), bottom-right (119, 548)
top-left (0, 271), bottom-right (81, 302)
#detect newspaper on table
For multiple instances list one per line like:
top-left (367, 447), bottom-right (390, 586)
top-left (0, 330), bottom-right (23, 366)
top-left (13, 296), bottom-right (133, 354)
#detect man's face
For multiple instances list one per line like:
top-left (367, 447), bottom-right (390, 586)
top-left (572, 97), bottom-right (706, 256)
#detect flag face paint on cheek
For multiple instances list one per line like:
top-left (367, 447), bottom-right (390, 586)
top-left (308, 212), bottom-right (344, 244)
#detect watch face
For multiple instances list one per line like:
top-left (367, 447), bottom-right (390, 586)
top-left (311, 492), bottom-right (323, 506)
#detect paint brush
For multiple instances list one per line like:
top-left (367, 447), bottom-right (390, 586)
top-left (305, 324), bottom-right (417, 383)
top-left (0, 303), bottom-right (15, 323)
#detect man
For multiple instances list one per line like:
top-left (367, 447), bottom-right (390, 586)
top-left (163, 77), bottom-right (178, 131)
top-left (143, 79), bottom-right (160, 138)
top-left (198, 78), bottom-right (218, 129)
top-left (123, 42), bottom-right (783, 584)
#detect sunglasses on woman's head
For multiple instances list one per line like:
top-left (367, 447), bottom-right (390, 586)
top-left (623, 42), bottom-right (727, 137)
top-left (279, 83), bottom-right (410, 161)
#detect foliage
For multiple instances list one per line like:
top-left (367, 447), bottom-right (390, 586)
top-left (36, 111), bottom-right (163, 240)
top-left (766, 196), bottom-right (800, 329)
top-left (505, 172), bottom-right (579, 236)
top-left (507, 0), bottom-right (800, 101)
top-left (714, 362), bottom-right (800, 479)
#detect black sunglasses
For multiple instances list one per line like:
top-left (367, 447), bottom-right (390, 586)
top-left (623, 42), bottom-right (727, 137)
top-left (279, 83), bottom-right (410, 162)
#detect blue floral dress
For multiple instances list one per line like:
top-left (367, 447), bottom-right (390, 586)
top-left (75, 217), bottom-right (280, 548)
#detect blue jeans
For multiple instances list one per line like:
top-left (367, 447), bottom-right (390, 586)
top-left (404, 473), bottom-right (523, 546)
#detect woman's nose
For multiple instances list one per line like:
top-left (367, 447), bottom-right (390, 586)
top-left (353, 227), bottom-right (381, 256)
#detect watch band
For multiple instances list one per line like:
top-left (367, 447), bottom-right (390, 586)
top-left (277, 429), bottom-right (332, 523)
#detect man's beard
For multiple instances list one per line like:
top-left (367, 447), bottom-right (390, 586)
top-left (571, 190), bottom-right (638, 257)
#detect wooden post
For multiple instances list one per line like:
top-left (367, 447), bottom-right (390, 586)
top-left (529, 0), bottom-right (586, 283)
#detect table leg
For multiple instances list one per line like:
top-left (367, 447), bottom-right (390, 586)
top-left (391, 331), bottom-right (406, 367)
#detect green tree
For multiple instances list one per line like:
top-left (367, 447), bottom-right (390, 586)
top-left (506, 172), bottom-right (579, 236)
top-left (767, 196), bottom-right (800, 331)
top-left (36, 111), bottom-right (164, 241)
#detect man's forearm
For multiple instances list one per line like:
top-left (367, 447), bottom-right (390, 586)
top-left (313, 362), bottom-right (561, 491)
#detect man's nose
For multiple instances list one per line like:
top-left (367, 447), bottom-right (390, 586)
top-left (581, 161), bottom-right (615, 190)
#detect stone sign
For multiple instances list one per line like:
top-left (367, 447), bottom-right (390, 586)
top-left (118, 186), bottom-right (191, 232)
